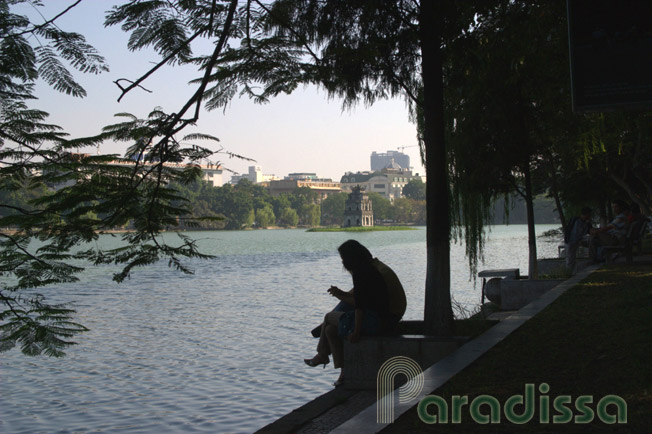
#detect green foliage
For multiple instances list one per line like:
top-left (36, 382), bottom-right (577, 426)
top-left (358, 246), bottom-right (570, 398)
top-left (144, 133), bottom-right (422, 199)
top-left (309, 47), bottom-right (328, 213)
top-left (0, 0), bottom-right (243, 357)
top-left (402, 178), bottom-right (426, 201)
top-left (299, 202), bottom-right (320, 226)
top-left (393, 198), bottom-right (426, 225)
top-left (255, 204), bottom-right (276, 228)
top-left (444, 0), bottom-right (573, 276)
top-left (572, 111), bottom-right (652, 217)
top-left (320, 192), bottom-right (347, 226)
top-left (277, 207), bottom-right (298, 227)
top-left (367, 192), bottom-right (393, 221)
top-left (288, 186), bottom-right (318, 210)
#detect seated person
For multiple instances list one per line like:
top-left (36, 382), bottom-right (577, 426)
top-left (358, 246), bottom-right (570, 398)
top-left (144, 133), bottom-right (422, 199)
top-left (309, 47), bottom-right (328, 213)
top-left (628, 203), bottom-right (645, 224)
top-left (304, 240), bottom-right (406, 387)
top-left (589, 200), bottom-right (629, 262)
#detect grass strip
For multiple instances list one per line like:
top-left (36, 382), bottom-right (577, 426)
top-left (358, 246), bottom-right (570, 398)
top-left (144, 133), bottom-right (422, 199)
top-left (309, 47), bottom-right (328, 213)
top-left (384, 263), bottom-right (652, 433)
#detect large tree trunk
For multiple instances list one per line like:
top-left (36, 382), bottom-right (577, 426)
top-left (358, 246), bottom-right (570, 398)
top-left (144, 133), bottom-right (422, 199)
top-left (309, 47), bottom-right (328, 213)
top-left (552, 184), bottom-right (566, 234)
top-left (523, 162), bottom-right (538, 279)
top-left (544, 152), bottom-right (566, 232)
top-left (419, 1), bottom-right (454, 336)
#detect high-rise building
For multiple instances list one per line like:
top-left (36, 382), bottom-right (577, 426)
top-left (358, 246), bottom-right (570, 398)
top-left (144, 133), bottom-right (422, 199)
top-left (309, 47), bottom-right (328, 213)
top-left (370, 150), bottom-right (410, 171)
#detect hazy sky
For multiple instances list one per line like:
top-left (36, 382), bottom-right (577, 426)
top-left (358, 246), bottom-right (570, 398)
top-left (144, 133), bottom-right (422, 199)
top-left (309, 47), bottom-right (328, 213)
top-left (25, 1), bottom-right (425, 181)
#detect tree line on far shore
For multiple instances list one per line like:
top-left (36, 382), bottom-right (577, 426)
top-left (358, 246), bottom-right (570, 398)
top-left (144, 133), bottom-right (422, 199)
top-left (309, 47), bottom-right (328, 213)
top-left (0, 177), bottom-right (428, 230)
top-left (1, 175), bottom-right (558, 231)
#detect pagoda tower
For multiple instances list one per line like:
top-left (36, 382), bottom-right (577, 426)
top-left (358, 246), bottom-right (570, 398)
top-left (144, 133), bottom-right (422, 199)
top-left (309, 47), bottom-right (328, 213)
top-left (343, 186), bottom-right (373, 227)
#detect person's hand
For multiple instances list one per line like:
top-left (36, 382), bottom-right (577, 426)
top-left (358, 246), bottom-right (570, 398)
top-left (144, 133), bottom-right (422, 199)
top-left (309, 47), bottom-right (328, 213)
top-left (327, 286), bottom-right (343, 299)
top-left (349, 330), bottom-right (361, 343)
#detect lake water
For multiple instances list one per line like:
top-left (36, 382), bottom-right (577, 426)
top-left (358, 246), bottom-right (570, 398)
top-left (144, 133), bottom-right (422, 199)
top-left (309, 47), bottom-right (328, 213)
top-left (1, 225), bottom-right (560, 433)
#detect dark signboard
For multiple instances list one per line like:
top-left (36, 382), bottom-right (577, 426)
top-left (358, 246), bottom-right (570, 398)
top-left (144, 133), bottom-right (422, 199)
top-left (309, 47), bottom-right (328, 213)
top-left (567, 0), bottom-right (652, 112)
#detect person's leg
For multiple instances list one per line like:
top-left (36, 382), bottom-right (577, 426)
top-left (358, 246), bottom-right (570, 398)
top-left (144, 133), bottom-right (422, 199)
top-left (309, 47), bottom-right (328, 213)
top-left (598, 232), bottom-right (618, 246)
top-left (311, 301), bottom-right (353, 337)
top-left (312, 311), bottom-right (343, 362)
top-left (333, 301), bottom-right (354, 312)
top-left (589, 235), bottom-right (599, 262)
top-left (323, 311), bottom-right (344, 368)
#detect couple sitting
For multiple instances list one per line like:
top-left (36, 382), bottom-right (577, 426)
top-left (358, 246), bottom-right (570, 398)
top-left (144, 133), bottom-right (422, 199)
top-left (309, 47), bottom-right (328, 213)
top-left (304, 240), bottom-right (406, 387)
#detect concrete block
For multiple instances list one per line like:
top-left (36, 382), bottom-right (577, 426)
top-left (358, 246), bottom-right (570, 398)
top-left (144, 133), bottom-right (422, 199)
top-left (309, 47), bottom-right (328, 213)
top-left (342, 335), bottom-right (464, 390)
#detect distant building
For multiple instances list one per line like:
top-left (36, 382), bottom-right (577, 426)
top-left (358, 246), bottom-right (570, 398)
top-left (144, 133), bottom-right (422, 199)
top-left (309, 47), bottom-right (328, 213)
top-left (370, 150), bottom-right (410, 171)
top-left (343, 186), bottom-right (373, 227)
top-left (231, 166), bottom-right (262, 184)
top-left (201, 163), bottom-right (225, 187)
top-left (47, 153), bottom-right (224, 189)
top-left (340, 168), bottom-right (416, 202)
top-left (267, 178), bottom-right (341, 200)
top-left (286, 172), bottom-right (318, 180)
top-left (231, 166), bottom-right (279, 184)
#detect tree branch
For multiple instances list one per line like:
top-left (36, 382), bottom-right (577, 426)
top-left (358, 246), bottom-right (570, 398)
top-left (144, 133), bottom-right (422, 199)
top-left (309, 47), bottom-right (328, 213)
top-left (5, 0), bottom-right (84, 38)
top-left (0, 290), bottom-right (31, 325)
top-left (252, 0), bottom-right (322, 65)
top-left (115, 27), bottom-right (205, 102)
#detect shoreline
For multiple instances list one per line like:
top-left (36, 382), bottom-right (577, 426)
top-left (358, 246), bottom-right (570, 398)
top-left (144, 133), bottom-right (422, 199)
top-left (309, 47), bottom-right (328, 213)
top-left (258, 254), bottom-right (652, 433)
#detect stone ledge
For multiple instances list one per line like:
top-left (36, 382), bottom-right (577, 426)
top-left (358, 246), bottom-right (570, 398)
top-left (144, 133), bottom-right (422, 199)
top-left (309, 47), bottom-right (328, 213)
top-left (255, 387), bottom-right (358, 433)
top-left (342, 333), bottom-right (468, 390)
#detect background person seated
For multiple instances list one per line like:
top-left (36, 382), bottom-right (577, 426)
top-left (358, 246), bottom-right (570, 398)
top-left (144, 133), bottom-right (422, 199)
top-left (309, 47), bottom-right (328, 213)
top-left (589, 200), bottom-right (629, 262)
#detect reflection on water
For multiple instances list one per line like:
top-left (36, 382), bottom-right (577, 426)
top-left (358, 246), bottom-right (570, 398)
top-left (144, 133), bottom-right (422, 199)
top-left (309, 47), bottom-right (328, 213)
top-left (0, 225), bottom-right (559, 433)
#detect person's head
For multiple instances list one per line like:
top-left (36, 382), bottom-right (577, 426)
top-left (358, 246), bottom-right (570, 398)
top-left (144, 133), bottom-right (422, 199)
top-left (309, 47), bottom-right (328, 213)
top-left (612, 200), bottom-right (629, 215)
top-left (630, 203), bottom-right (641, 215)
top-left (580, 207), bottom-right (591, 221)
top-left (338, 239), bottom-right (373, 272)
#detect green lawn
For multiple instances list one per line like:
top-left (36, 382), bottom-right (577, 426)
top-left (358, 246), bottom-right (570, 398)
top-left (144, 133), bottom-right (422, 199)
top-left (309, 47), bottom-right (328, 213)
top-left (383, 263), bottom-right (652, 433)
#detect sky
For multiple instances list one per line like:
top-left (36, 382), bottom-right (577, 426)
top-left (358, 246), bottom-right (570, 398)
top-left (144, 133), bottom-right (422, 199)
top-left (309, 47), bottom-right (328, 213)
top-left (24, 1), bottom-right (426, 182)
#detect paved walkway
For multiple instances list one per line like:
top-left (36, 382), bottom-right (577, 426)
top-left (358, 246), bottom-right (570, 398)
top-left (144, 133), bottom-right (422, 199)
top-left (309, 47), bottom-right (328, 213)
top-left (256, 253), bottom-right (652, 433)
top-left (330, 264), bottom-right (599, 433)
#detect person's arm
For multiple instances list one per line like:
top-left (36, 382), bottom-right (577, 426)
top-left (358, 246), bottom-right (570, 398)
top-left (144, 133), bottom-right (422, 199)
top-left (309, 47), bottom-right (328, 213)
top-left (328, 286), bottom-right (355, 306)
top-left (349, 308), bottom-right (364, 343)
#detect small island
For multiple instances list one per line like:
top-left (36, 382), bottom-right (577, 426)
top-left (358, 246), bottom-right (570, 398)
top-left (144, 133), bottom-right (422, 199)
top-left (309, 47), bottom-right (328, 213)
top-left (307, 226), bottom-right (418, 232)
top-left (308, 186), bottom-right (419, 232)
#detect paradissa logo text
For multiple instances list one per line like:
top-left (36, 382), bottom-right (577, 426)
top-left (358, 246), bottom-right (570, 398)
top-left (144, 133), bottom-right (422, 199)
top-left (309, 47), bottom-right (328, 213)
top-left (418, 383), bottom-right (627, 425)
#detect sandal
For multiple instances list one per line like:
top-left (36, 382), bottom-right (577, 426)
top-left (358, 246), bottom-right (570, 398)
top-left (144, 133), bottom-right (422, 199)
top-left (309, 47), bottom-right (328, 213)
top-left (304, 354), bottom-right (329, 368)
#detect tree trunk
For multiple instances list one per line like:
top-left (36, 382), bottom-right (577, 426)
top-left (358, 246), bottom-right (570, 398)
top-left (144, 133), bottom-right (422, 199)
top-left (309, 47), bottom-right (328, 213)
top-left (552, 184), bottom-right (566, 233)
top-left (419, 2), bottom-right (454, 336)
top-left (523, 162), bottom-right (538, 279)
top-left (544, 152), bottom-right (566, 232)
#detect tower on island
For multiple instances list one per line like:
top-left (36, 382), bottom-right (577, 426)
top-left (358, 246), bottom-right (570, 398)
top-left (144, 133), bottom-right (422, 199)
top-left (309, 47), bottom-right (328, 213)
top-left (343, 186), bottom-right (374, 227)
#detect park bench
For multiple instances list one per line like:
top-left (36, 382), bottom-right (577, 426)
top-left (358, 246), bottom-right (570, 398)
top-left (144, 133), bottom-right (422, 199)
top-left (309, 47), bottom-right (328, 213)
top-left (602, 218), bottom-right (649, 264)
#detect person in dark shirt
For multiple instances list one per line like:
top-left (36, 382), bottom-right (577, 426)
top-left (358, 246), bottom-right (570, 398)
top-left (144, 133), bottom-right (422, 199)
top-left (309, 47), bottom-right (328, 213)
top-left (564, 207), bottom-right (592, 274)
top-left (304, 240), bottom-right (404, 387)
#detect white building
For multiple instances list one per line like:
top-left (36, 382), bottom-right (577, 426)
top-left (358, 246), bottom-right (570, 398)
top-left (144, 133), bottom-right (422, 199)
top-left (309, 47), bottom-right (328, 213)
top-left (340, 168), bottom-right (416, 202)
top-left (200, 163), bottom-right (224, 187)
top-left (230, 166), bottom-right (279, 184)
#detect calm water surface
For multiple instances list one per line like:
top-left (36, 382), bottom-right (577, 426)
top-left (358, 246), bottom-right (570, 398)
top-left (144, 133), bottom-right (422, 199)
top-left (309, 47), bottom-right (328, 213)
top-left (1, 225), bottom-right (560, 433)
